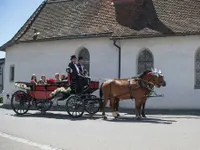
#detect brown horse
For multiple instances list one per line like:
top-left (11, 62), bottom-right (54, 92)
top-left (100, 69), bottom-right (166, 119)
top-left (114, 69), bottom-right (166, 118)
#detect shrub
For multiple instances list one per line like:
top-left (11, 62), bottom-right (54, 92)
top-left (0, 96), bottom-right (3, 103)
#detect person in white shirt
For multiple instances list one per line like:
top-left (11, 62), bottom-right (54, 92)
top-left (77, 56), bottom-right (84, 74)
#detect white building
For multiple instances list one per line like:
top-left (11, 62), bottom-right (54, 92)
top-left (0, 58), bottom-right (5, 93)
top-left (1, 0), bottom-right (200, 109)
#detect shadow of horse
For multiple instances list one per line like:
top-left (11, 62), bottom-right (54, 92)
top-left (10, 112), bottom-right (176, 124)
top-left (106, 116), bottom-right (176, 124)
top-left (10, 112), bottom-right (103, 121)
top-left (113, 0), bottom-right (174, 34)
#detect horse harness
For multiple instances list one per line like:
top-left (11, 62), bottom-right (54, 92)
top-left (127, 78), bottom-right (155, 100)
top-left (109, 78), bottom-right (155, 100)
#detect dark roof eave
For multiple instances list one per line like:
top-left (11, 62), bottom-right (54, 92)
top-left (110, 32), bottom-right (200, 40)
top-left (0, 40), bottom-right (14, 51)
top-left (19, 32), bottom-right (113, 43)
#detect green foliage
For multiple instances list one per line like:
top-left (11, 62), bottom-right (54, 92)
top-left (0, 96), bottom-right (3, 103)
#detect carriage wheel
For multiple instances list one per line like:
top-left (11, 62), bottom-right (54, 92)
top-left (84, 95), bottom-right (100, 115)
top-left (65, 95), bottom-right (84, 118)
top-left (35, 100), bottom-right (53, 112)
top-left (11, 90), bottom-right (31, 115)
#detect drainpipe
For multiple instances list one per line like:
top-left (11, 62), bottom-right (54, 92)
top-left (113, 40), bottom-right (121, 79)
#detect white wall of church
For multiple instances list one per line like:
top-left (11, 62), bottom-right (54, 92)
top-left (3, 37), bottom-right (119, 104)
top-left (3, 35), bottom-right (200, 109)
top-left (120, 35), bottom-right (200, 109)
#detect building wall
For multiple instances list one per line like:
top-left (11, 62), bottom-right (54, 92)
top-left (4, 35), bottom-right (200, 109)
top-left (120, 35), bottom-right (200, 109)
top-left (3, 38), bottom-right (119, 104)
top-left (0, 62), bottom-right (4, 92)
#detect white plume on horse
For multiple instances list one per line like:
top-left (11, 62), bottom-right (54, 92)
top-left (151, 68), bottom-right (163, 76)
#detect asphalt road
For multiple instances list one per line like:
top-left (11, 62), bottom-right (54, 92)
top-left (0, 107), bottom-right (200, 150)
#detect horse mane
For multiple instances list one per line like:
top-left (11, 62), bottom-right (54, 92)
top-left (138, 70), bottom-right (151, 78)
top-left (131, 70), bottom-right (151, 79)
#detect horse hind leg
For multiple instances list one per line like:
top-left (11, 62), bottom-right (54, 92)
top-left (114, 98), bottom-right (120, 117)
top-left (101, 94), bottom-right (109, 120)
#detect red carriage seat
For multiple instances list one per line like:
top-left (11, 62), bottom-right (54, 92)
top-left (67, 73), bottom-right (71, 86)
top-left (29, 85), bottom-right (57, 100)
top-left (90, 81), bottom-right (99, 90)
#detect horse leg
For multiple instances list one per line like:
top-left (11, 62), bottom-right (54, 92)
top-left (114, 98), bottom-right (120, 117)
top-left (101, 95), bottom-right (108, 120)
top-left (110, 98), bottom-right (118, 118)
top-left (102, 100), bottom-right (108, 120)
top-left (135, 100), bottom-right (142, 120)
top-left (141, 99), bottom-right (147, 118)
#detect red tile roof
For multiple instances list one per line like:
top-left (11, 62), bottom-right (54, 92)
top-left (1, 0), bottom-right (200, 50)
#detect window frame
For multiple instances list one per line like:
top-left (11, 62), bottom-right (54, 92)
top-left (194, 49), bottom-right (200, 89)
top-left (9, 65), bottom-right (15, 82)
top-left (137, 49), bottom-right (154, 74)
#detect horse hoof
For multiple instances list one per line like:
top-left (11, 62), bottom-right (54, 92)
top-left (142, 114), bottom-right (146, 118)
top-left (103, 116), bottom-right (107, 120)
top-left (114, 116), bottom-right (119, 119)
top-left (136, 116), bottom-right (141, 120)
top-left (117, 114), bottom-right (120, 117)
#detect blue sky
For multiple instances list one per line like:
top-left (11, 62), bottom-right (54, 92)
top-left (0, 0), bottom-right (44, 58)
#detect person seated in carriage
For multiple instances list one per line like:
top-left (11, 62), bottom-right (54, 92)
top-left (54, 73), bottom-right (60, 82)
top-left (77, 56), bottom-right (89, 76)
top-left (77, 56), bottom-right (84, 74)
top-left (30, 74), bottom-right (37, 84)
top-left (38, 75), bottom-right (47, 85)
top-left (60, 74), bottom-right (66, 81)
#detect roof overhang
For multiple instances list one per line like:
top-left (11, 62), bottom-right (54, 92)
top-left (0, 40), bottom-right (15, 51)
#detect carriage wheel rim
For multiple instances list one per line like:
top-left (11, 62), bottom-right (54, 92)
top-left (11, 90), bottom-right (30, 115)
top-left (66, 96), bottom-right (84, 117)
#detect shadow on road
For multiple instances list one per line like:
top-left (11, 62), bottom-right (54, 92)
top-left (106, 116), bottom-right (176, 124)
top-left (10, 112), bottom-right (103, 121)
top-left (10, 112), bottom-right (176, 124)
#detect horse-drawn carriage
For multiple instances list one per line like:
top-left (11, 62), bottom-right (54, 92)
top-left (11, 68), bottom-right (166, 119)
top-left (11, 69), bottom-right (102, 118)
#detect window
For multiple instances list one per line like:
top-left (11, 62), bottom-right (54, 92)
top-left (195, 49), bottom-right (200, 89)
top-left (138, 49), bottom-right (154, 74)
top-left (78, 48), bottom-right (90, 74)
top-left (10, 65), bottom-right (15, 82)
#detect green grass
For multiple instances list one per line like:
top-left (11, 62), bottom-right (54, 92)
top-left (0, 96), bottom-right (3, 103)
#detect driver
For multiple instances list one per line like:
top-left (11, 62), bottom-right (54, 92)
top-left (68, 55), bottom-right (83, 93)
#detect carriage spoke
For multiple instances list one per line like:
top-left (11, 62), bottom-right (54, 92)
top-left (11, 90), bottom-right (30, 115)
top-left (66, 96), bottom-right (84, 118)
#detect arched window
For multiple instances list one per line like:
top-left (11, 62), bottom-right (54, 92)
top-left (195, 49), bottom-right (200, 89)
top-left (138, 49), bottom-right (154, 74)
top-left (78, 48), bottom-right (90, 74)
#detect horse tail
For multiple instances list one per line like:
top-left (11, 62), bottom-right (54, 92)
top-left (99, 82), bottom-right (104, 110)
top-left (99, 82), bottom-right (104, 99)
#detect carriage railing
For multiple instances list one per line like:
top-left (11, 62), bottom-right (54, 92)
top-left (14, 81), bottom-right (70, 100)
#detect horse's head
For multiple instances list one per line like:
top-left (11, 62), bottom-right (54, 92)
top-left (149, 68), bottom-right (166, 88)
top-left (141, 68), bottom-right (166, 88)
top-left (156, 69), bottom-right (166, 87)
